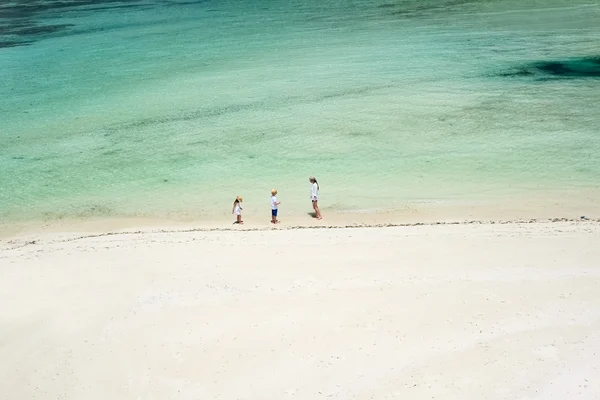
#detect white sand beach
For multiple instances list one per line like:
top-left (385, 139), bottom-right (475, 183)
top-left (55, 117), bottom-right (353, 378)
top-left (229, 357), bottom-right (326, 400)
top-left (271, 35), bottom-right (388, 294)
top-left (1, 220), bottom-right (599, 399)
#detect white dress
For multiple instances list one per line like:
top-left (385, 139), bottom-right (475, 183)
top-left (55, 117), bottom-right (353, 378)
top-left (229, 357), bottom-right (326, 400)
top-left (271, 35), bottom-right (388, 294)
top-left (234, 203), bottom-right (242, 215)
top-left (311, 183), bottom-right (319, 201)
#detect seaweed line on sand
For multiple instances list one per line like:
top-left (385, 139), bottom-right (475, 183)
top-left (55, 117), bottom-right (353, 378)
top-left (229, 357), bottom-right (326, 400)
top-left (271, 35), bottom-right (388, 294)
top-left (2, 217), bottom-right (598, 250)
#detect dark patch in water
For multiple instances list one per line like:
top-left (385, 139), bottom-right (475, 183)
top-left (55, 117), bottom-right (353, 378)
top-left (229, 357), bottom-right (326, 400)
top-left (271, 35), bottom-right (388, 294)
top-left (379, 0), bottom-right (480, 18)
top-left (163, 0), bottom-right (212, 7)
top-left (75, 3), bottom-right (147, 12)
top-left (0, 0), bottom-right (143, 19)
top-left (75, 204), bottom-right (113, 217)
top-left (497, 68), bottom-right (535, 78)
top-left (102, 149), bottom-right (121, 156)
top-left (537, 58), bottom-right (600, 77)
top-left (0, 39), bottom-right (32, 48)
top-left (500, 57), bottom-right (600, 79)
top-left (347, 130), bottom-right (373, 138)
top-left (319, 84), bottom-right (394, 100)
top-left (2, 23), bottom-right (74, 36)
top-left (0, 0), bottom-right (144, 49)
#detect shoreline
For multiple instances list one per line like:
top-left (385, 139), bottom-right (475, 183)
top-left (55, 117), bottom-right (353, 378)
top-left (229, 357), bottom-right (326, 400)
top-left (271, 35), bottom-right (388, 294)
top-left (2, 194), bottom-right (599, 240)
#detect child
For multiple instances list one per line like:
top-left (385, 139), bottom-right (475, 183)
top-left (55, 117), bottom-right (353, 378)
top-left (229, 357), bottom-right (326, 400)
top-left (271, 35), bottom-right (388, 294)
top-left (270, 189), bottom-right (280, 224)
top-left (309, 176), bottom-right (322, 220)
top-left (232, 196), bottom-right (243, 224)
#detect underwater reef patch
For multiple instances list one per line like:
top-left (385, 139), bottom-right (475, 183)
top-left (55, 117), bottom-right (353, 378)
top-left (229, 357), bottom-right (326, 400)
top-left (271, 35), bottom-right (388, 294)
top-left (500, 57), bottom-right (600, 79)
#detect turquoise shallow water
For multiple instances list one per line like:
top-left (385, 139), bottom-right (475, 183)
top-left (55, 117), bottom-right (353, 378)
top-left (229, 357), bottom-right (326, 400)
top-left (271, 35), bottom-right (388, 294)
top-left (1, 0), bottom-right (599, 223)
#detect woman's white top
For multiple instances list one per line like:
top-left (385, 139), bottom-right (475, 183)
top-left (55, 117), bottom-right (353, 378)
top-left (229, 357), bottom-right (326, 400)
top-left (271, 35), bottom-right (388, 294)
top-left (311, 182), bottom-right (319, 201)
top-left (271, 195), bottom-right (278, 210)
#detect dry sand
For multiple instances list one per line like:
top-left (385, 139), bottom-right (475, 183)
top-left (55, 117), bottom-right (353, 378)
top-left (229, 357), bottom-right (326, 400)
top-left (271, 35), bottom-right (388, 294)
top-left (1, 221), bottom-right (599, 399)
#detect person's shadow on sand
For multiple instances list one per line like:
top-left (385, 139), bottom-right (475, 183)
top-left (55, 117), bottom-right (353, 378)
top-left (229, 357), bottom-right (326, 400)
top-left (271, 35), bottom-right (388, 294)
top-left (307, 212), bottom-right (318, 219)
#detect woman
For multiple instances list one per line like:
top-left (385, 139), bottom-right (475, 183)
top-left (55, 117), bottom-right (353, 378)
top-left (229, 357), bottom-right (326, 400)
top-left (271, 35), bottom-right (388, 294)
top-left (309, 176), bottom-right (322, 220)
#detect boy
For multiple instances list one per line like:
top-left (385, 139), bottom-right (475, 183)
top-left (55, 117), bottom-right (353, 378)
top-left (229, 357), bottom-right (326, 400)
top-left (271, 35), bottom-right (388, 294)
top-left (270, 189), bottom-right (280, 224)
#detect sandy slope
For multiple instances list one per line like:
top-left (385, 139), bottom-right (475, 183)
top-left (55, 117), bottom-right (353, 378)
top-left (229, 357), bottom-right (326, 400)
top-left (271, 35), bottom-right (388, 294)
top-left (1, 221), bottom-right (599, 399)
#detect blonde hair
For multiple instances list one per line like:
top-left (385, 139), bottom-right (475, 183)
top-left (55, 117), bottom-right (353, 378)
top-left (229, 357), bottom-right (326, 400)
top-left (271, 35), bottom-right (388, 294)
top-left (271, 189), bottom-right (278, 195)
top-left (310, 176), bottom-right (319, 190)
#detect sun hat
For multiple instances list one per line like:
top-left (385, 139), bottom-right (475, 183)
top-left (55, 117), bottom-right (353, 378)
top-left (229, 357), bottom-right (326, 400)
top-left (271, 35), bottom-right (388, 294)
top-left (236, 195), bottom-right (243, 202)
top-left (271, 189), bottom-right (277, 195)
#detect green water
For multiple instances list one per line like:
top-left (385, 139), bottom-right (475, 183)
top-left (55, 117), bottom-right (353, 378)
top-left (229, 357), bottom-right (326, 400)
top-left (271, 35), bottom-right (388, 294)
top-left (1, 0), bottom-right (599, 223)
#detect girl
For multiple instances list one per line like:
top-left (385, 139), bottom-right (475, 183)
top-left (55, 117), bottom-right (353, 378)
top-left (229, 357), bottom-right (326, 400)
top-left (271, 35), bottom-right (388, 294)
top-left (309, 176), bottom-right (322, 220)
top-left (232, 196), bottom-right (243, 224)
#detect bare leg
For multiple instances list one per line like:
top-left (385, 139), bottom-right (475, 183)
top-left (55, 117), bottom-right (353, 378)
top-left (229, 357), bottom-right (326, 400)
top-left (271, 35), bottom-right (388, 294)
top-left (313, 201), bottom-right (322, 219)
top-left (237, 215), bottom-right (243, 224)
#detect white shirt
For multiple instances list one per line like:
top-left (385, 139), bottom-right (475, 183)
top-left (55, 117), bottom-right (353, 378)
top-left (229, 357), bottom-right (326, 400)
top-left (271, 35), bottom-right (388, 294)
top-left (271, 195), bottom-right (278, 210)
top-left (311, 182), bottom-right (319, 201)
